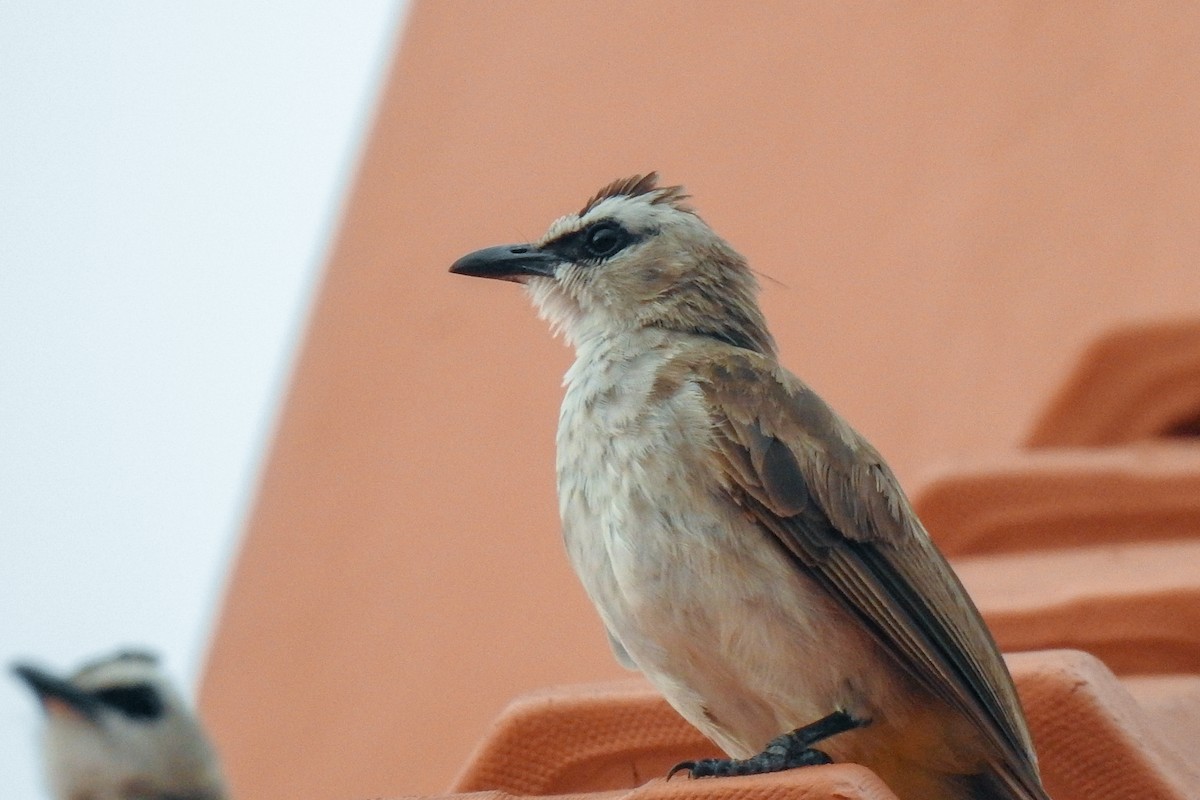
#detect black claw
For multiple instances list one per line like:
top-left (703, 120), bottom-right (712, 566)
top-left (663, 710), bottom-right (869, 780)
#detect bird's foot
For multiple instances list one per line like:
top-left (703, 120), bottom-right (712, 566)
top-left (667, 710), bottom-right (868, 779)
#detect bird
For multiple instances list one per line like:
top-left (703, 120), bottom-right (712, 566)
top-left (12, 649), bottom-right (228, 800)
top-left (449, 173), bottom-right (1051, 800)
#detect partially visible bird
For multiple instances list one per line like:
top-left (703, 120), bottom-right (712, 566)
top-left (13, 649), bottom-right (227, 800)
top-left (449, 173), bottom-right (1050, 800)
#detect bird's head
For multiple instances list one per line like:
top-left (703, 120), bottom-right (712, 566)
top-left (451, 173), bottom-right (775, 355)
top-left (13, 650), bottom-right (226, 800)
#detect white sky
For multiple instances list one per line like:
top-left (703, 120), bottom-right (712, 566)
top-left (0, 3), bottom-right (407, 796)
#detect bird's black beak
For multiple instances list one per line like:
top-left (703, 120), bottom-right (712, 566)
top-left (450, 243), bottom-right (560, 283)
top-left (12, 663), bottom-right (100, 720)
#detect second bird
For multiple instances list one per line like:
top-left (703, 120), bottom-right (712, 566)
top-left (13, 650), bottom-right (227, 800)
top-left (450, 173), bottom-right (1050, 800)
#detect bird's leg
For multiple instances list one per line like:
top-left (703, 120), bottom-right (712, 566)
top-left (668, 710), bottom-right (868, 779)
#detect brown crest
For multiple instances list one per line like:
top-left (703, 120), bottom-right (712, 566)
top-left (579, 172), bottom-right (692, 215)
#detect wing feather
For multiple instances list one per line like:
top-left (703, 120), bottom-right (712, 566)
top-left (693, 349), bottom-right (1046, 800)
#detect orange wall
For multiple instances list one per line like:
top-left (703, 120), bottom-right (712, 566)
top-left (200, 3), bottom-right (1200, 799)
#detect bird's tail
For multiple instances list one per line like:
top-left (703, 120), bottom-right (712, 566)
top-left (971, 764), bottom-right (1053, 800)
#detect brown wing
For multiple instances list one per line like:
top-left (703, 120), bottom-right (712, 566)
top-left (691, 349), bottom-right (1047, 800)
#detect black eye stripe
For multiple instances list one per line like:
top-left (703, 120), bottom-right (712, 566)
top-left (545, 220), bottom-right (640, 265)
top-left (92, 683), bottom-right (164, 721)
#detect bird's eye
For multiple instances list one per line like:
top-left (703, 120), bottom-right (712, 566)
top-left (583, 223), bottom-right (630, 259)
top-left (93, 683), bottom-right (164, 721)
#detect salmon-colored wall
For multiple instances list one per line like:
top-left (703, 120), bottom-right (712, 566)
top-left (200, 3), bottom-right (1200, 799)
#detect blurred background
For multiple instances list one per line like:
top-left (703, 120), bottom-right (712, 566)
top-left (6, 3), bottom-right (1200, 800)
top-left (1, 3), bottom-right (406, 797)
